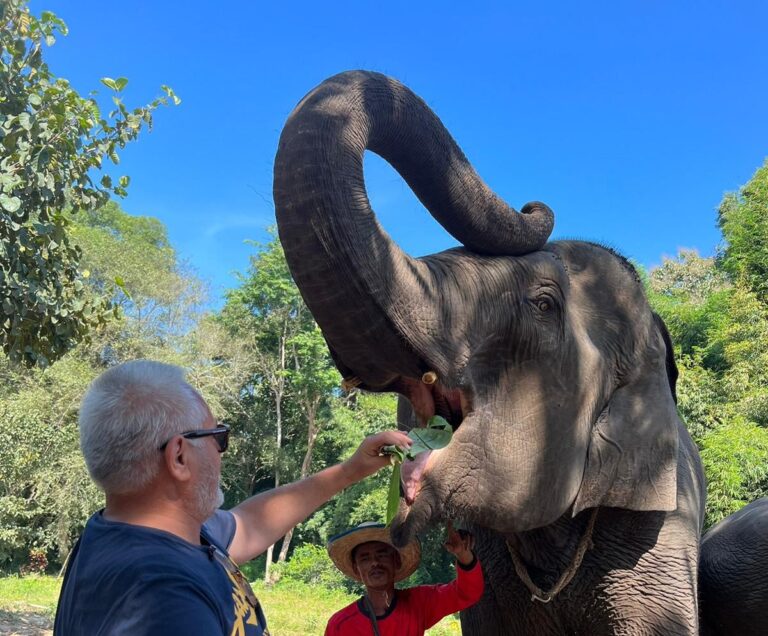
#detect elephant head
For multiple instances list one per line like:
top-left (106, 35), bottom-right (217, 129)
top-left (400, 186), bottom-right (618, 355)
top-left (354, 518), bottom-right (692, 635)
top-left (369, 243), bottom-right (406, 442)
top-left (274, 71), bottom-right (680, 542)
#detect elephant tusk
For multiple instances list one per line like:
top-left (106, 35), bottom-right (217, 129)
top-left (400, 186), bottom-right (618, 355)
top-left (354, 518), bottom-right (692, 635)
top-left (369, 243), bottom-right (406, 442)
top-left (421, 371), bottom-right (438, 385)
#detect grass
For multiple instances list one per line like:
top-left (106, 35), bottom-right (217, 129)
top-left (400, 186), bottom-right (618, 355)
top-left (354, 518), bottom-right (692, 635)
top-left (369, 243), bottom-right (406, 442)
top-left (0, 575), bottom-right (60, 617)
top-left (0, 575), bottom-right (461, 635)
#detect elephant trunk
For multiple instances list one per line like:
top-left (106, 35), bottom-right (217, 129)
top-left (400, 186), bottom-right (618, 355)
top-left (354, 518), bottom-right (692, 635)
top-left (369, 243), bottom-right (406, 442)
top-left (274, 71), bottom-right (553, 387)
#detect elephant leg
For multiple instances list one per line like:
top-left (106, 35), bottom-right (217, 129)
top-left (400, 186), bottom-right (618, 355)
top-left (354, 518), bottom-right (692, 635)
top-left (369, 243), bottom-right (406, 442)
top-left (460, 591), bottom-right (509, 636)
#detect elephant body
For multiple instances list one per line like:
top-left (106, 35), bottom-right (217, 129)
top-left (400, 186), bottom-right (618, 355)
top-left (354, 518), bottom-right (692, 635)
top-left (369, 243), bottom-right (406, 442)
top-left (273, 70), bottom-right (706, 634)
top-left (699, 497), bottom-right (768, 636)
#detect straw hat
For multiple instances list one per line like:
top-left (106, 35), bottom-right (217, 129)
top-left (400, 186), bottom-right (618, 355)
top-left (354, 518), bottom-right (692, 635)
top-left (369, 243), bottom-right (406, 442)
top-left (327, 522), bottom-right (421, 583)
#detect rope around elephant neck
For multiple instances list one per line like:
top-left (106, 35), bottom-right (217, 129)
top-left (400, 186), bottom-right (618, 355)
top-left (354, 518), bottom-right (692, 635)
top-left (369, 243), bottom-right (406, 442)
top-left (505, 507), bottom-right (599, 604)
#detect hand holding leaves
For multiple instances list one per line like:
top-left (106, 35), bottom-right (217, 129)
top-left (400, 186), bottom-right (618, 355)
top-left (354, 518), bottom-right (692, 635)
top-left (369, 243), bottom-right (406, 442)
top-left (380, 416), bottom-right (452, 462)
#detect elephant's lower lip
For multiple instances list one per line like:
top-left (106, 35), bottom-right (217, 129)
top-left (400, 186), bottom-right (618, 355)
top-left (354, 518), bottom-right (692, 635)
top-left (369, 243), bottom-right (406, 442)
top-left (401, 447), bottom-right (437, 504)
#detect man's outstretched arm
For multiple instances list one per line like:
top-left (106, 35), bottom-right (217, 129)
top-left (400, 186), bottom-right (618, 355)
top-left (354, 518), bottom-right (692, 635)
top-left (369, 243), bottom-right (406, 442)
top-left (227, 430), bottom-right (411, 564)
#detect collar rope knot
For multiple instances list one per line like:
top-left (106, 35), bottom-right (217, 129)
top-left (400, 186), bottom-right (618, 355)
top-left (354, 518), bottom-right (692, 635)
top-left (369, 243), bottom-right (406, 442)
top-left (505, 507), bottom-right (599, 604)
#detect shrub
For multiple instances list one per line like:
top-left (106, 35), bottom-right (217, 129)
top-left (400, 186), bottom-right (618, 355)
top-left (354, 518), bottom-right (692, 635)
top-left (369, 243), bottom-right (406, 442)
top-left (20, 548), bottom-right (48, 576)
top-left (700, 416), bottom-right (768, 528)
top-left (277, 544), bottom-right (359, 593)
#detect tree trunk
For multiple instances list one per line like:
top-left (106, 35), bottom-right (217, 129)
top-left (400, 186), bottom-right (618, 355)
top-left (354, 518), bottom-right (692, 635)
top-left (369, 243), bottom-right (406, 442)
top-left (277, 397), bottom-right (320, 563)
top-left (264, 320), bottom-right (288, 584)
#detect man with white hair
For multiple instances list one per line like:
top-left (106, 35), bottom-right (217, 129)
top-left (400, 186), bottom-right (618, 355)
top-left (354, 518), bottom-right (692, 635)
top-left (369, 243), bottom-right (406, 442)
top-left (54, 359), bottom-right (412, 636)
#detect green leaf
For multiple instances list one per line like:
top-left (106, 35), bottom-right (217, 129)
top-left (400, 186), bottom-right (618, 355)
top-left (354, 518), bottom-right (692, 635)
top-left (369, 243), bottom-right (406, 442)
top-left (18, 112), bottom-right (32, 130)
top-left (386, 462), bottom-right (401, 525)
top-left (0, 194), bottom-right (21, 213)
top-left (406, 416), bottom-right (452, 458)
top-left (161, 84), bottom-right (181, 106)
top-left (114, 77), bottom-right (128, 92)
top-left (100, 77), bottom-right (117, 91)
top-left (379, 416), bottom-right (453, 461)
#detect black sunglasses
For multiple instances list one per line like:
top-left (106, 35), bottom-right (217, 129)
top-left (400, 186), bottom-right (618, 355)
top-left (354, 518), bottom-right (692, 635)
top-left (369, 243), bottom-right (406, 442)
top-left (159, 424), bottom-right (230, 453)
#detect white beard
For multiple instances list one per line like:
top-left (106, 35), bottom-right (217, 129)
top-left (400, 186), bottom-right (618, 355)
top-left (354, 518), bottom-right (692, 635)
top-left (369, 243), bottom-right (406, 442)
top-left (193, 458), bottom-right (225, 520)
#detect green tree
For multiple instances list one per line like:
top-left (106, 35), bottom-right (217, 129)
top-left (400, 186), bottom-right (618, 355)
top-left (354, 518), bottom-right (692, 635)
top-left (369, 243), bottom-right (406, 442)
top-left (647, 163), bottom-right (768, 528)
top-left (718, 160), bottom-right (768, 303)
top-left (699, 417), bottom-right (768, 526)
top-left (220, 231), bottom-right (337, 581)
top-left (0, 203), bottom-right (247, 570)
top-left (0, 0), bottom-right (179, 366)
top-left (71, 201), bottom-right (206, 354)
top-left (674, 353), bottom-right (724, 443)
top-left (648, 250), bottom-right (731, 362)
top-left (647, 250), bottom-right (731, 440)
top-left (277, 326), bottom-right (340, 562)
top-left (709, 287), bottom-right (768, 429)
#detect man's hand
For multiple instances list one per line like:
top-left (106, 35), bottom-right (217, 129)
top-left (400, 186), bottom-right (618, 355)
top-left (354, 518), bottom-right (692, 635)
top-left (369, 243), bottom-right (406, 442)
top-left (443, 521), bottom-right (475, 566)
top-left (342, 430), bottom-right (413, 482)
top-left (230, 429), bottom-right (412, 564)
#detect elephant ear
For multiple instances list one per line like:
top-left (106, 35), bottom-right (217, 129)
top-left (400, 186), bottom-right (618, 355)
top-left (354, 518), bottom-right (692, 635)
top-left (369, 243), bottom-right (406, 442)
top-left (572, 327), bottom-right (679, 516)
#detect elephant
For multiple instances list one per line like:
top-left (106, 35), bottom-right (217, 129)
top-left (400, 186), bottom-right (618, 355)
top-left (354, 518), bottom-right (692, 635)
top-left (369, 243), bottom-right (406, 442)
top-left (699, 497), bottom-right (768, 635)
top-left (273, 70), bottom-right (706, 635)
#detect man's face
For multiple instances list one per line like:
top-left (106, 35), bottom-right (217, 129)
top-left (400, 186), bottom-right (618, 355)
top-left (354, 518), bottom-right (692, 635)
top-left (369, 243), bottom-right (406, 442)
top-left (190, 406), bottom-right (225, 521)
top-left (353, 541), bottom-right (400, 590)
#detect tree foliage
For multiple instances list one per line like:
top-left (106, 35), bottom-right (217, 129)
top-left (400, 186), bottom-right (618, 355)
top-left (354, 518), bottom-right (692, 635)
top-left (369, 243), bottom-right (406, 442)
top-left (219, 231), bottom-right (343, 577)
top-left (718, 161), bottom-right (768, 303)
top-left (0, 0), bottom-right (178, 366)
top-left (699, 417), bottom-right (768, 525)
top-left (0, 203), bottom-right (246, 571)
top-left (648, 160), bottom-right (768, 527)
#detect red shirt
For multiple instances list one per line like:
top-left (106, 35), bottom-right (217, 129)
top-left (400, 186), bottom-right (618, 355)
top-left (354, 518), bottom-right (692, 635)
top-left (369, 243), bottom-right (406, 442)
top-left (325, 559), bottom-right (484, 636)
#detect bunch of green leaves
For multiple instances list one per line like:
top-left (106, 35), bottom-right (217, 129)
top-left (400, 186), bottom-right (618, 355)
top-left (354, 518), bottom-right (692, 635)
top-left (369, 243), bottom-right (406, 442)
top-left (0, 0), bottom-right (179, 366)
top-left (382, 416), bottom-right (452, 524)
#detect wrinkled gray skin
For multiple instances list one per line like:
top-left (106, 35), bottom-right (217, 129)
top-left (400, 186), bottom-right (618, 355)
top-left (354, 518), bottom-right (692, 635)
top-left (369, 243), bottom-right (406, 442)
top-left (700, 497), bottom-right (768, 635)
top-left (273, 70), bottom-right (706, 635)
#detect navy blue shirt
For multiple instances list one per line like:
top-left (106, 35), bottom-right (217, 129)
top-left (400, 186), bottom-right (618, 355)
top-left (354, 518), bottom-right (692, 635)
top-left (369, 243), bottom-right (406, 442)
top-left (54, 510), bottom-right (268, 635)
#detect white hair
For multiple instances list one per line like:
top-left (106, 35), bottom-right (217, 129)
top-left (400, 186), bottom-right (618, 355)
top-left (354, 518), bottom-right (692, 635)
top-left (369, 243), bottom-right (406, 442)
top-left (79, 359), bottom-right (209, 495)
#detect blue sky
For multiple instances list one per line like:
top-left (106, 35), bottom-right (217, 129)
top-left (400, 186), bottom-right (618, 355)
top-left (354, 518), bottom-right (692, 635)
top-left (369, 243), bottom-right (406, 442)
top-left (31, 1), bottom-right (768, 306)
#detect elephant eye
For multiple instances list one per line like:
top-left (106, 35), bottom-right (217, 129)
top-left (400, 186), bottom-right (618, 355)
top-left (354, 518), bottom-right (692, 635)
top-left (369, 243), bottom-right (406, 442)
top-left (528, 284), bottom-right (561, 316)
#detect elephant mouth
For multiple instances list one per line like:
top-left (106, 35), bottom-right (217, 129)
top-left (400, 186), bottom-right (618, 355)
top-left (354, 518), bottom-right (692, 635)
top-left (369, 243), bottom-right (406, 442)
top-left (390, 375), bottom-right (469, 505)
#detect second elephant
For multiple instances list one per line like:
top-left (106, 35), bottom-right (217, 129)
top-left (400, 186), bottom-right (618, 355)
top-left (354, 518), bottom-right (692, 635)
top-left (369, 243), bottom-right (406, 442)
top-left (700, 497), bottom-right (768, 635)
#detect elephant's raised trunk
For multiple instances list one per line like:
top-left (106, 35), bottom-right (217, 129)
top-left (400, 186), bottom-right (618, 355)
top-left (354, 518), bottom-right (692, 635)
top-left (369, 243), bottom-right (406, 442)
top-left (274, 71), bottom-right (553, 388)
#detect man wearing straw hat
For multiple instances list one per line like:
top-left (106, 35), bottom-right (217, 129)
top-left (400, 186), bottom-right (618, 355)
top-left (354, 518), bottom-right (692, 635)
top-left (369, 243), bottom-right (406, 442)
top-left (325, 521), bottom-right (483, 635)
